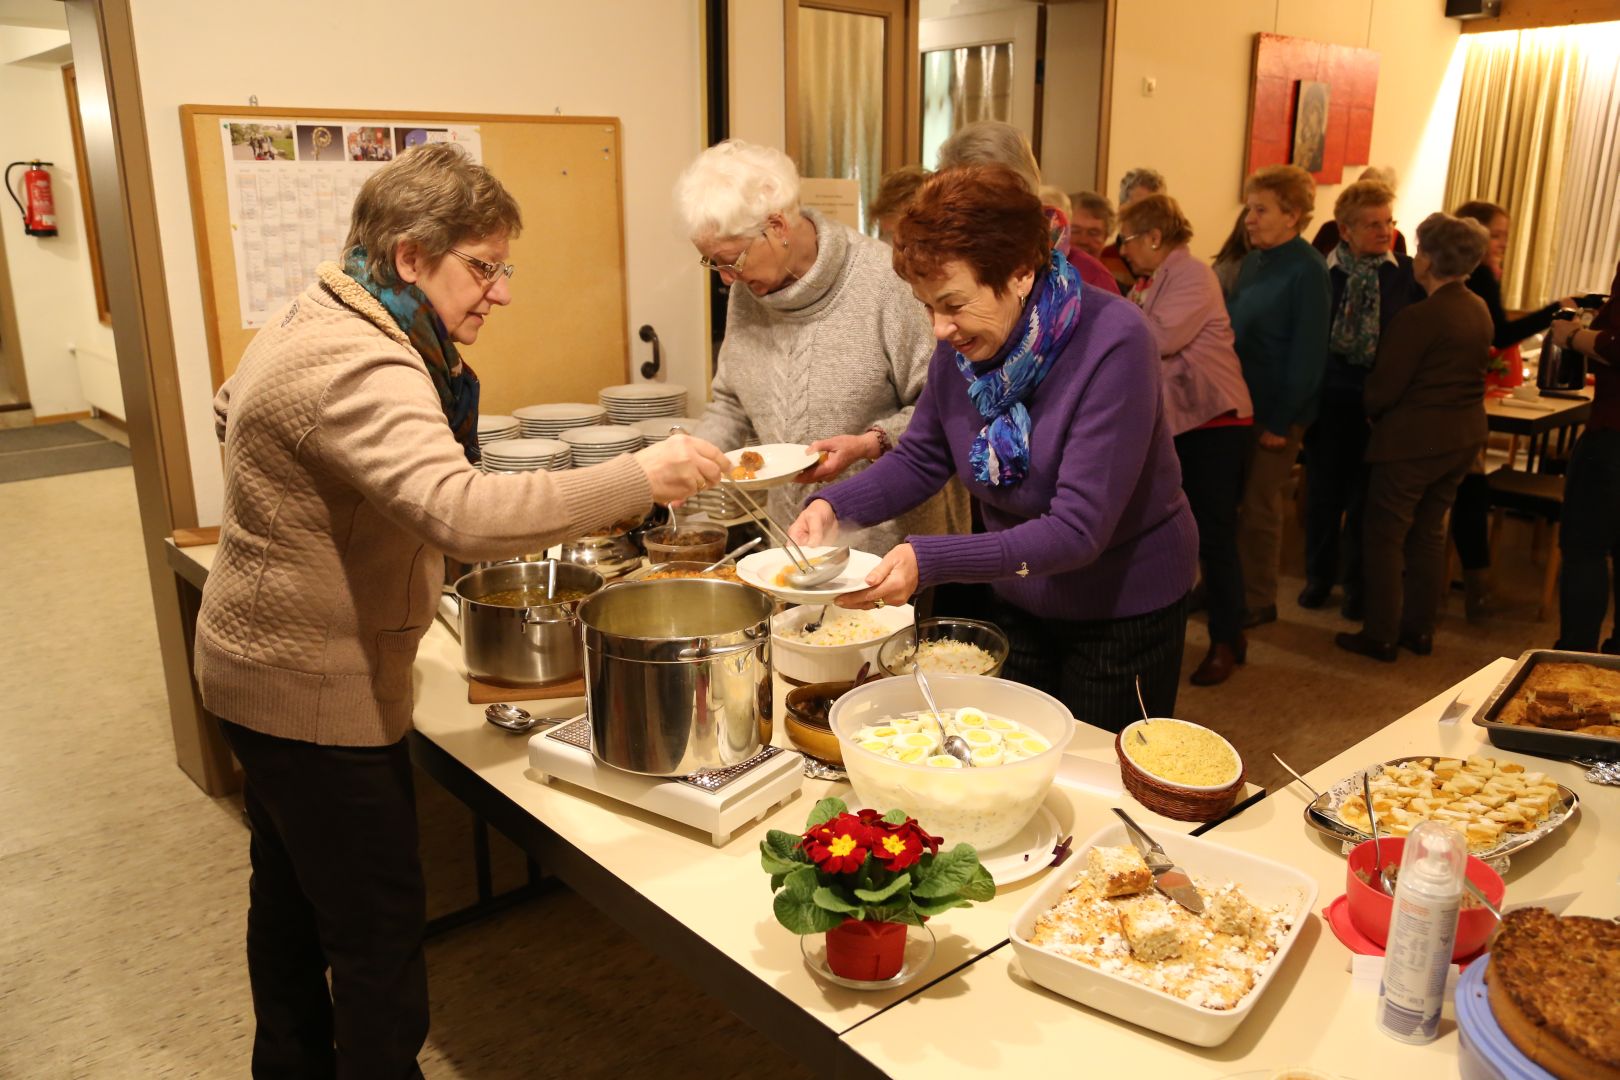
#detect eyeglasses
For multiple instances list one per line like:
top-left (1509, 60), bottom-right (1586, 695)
top-left (448, 248), bottom-right (516, 284)
top-left (1354, 218), bottom-right (1397, 232)
top-left (698, 229), bottom-right (767, 274)
top-left (1119, 232), bottom-right (1147, 245)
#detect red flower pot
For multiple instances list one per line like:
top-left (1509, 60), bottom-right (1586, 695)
top-left (825, 918), bottom-right (907, 981)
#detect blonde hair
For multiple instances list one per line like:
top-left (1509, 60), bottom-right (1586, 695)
top-left (1119, 193), bottom-right (1194, 249)
top-left (1038, 185), bottom-right (1072, 215)
top-left (870, 165), bottom-right (930, 221)
top-left (1358, 165), bottom-right (1398, 189)
top-left (937, 121), bottom-right (1041, 194)
top-left (1333, 180), bottom-right (1396, 230)
top-left (1244, 164), bottom-right (1317, 230)
top-left (345, 143), bottom-right (521, 287)
top-left (674, 140), bottom-right (802, 242)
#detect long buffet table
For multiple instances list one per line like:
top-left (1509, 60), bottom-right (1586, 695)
top-left (166, 541), bottom-right (1619, 1078)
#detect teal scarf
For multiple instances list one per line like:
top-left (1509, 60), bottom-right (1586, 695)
top-left (341, 247), bottom-right (482, 463)
top-left (1330, 243), bottom-right (1384, 370)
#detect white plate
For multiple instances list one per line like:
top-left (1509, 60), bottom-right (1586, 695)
top-left (513, 402), bottom-right (605, 422)
top-left (978, 802), bottom-right (1064, 887)
top-left (722, 443), bottom-right (822, 490)
top-left (560, 425), bottom-right (644, 447)
top-left (737, 547), bottom-right (882, 604)
top-left (599, 381), bottom-right (689, 401)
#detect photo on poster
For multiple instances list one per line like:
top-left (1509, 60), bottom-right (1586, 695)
top-left (1291, 81), bottom-right (1330, 173)
top-left (295, 124), bottom-right (342, 162)
top-left (227, 122), bottom-right (294, 162)
top-left (344, 126), bottom-right (394, 162)
top-left (394, 127), bottom-right (448, 154)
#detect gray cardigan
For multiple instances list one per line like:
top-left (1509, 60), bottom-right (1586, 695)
top-left (695, 208), bottom-right (968, 553)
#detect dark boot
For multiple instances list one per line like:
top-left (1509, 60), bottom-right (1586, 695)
top-left (1335, 630), bottom-right (1397, 662)
top-left (1241, 604), bottom-right (1277, 629)
top-left (1190, 635), bottom-right (1247, 686)
top-left (1297, 580), bottom-right (1332, 609)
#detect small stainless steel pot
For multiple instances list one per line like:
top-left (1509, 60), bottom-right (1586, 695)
top-left (558, 533), bottom-right (642, 578)
top-left (578, 578), bottom-right (774, 776)
top-left (453, 561), bottom-right (605, 687)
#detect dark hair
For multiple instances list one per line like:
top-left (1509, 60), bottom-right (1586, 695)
top-left (891, 164), bottom-right (1049, 295)
top-left (870, 165), bottom-right (931, 221)
top-left (1212, 207), bottom-right (1250, 265)
top-left (1452, 199), bottom-right (1507, 230)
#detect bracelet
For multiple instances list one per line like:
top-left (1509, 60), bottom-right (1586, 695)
top-left (866, 425), bottom-right (892, 458)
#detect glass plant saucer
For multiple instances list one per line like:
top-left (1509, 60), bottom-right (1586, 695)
top-left (800, 922), bottom-right (935, 991)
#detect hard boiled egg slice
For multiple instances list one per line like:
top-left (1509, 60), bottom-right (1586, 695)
top-left (985, 715), bottom-right (1020, 732)
top-left (866, 725), bottom-right (900, 740)
top-left (954, 707), bottom-right (989, 728)
top-left (894, 731), bottom-right (939, 755)
top-left (1014, 735), bottom-right (1051, 756)
top-left (858, 738), bottom-right (890, 755)
top-left (896, 746), bottom-right (930, 764)
top-left (925, 754), bottom-right (964, 769)
top-left (969, 746), bottom-right (1004, 767)
top-left (961, 728), bottom-right (1002, 748)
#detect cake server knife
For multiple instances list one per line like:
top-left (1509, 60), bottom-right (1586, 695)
top-left (1112, 807), bottom-right (1205, 914)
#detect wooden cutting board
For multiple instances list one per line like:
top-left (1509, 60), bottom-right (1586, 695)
top-left (466, 674), bottom-right (586, 704)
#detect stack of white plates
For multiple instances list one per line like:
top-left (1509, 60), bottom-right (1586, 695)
top-left (599, 383), bottom-right (689, 423)
top-left (512, 402), bottom-right (607, 439)
top-left (477, 414), bottom-right (520, 448)
top-left (560, 425), bottom-right (644, 465)
top-left (480, 437), bottom-right (571, 473)
top-left (685, 486), bottom-right (749, 525)
top-left (633, 416), bottom-right (705, 443)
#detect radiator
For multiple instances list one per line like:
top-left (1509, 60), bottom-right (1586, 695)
top-left (69, 343), bottom-right (125, 420)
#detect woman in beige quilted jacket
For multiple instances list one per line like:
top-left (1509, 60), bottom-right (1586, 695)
top-left (195, 144), bottom-right (729, 1078)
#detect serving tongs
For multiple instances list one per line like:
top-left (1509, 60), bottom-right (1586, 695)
top-left (719, 479), bottom-right (849, 588)
top-left (1112, 808), bottom-right (1204, 914)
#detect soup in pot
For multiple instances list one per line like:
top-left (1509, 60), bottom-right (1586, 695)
top-left (472, 586), bottom-right (590, 608)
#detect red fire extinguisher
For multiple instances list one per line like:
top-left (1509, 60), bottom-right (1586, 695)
top-left (5, 161), bottom-right (58, 238)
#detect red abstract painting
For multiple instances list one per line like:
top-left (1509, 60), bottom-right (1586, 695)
top-left (1244, 33), bottom-right (1380, 187)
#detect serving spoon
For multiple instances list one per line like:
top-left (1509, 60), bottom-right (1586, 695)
top-left (914, 669), bottom-right (973, 767)
top-left (484, 703), bottom-right (570, 735)
top-left (700, 536), bottom-right (763, 572)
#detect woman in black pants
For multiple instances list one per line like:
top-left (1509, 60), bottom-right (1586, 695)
top-left (1550, 261), bottom-right (1620, 652)
top-left (1449, 200), bottom-right (1578, 620)
top-left (1120, 194), bottom-right (1256, 685)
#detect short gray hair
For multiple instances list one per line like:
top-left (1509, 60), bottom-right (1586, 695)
top-left (1118, 167), bottom-right (1166, 206)
top-left (1415, 212), bottom-right (1489, 279)
top-left (345, 143), bottom-right (521, 287)
top-left (1334, 180), bottom-right (1395, 230)
top-left (674, 140), bottom-right (802, 242)
top-left (1069, 190), bottom-right (1116, 233)
top-left (1358, 165), bottom-right (1398, 189)
top-left (937, 121), bottom-right (1041, 194)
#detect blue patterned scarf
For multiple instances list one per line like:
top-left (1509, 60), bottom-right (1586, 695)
top-left (342, 247), bottom-right (482, 464)
top-left (955, 249), bottom-right (1083, 487)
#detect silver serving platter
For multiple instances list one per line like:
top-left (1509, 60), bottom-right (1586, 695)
top-left (1303, 755), bottom-right (1580, 864)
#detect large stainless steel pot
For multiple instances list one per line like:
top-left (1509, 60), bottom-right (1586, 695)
top-left (579, 578), bottom-right (774, 776)
top-left (453, 560), bottom-right (605, 686)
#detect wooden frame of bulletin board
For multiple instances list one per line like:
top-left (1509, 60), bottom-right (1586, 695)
top-left (179, 105), bottom-right (631, 414)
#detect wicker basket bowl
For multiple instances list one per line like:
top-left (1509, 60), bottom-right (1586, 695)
top-left (1114, 720), bottom-right (1246, 823)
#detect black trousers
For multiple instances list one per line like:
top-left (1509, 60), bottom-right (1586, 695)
top-left (991, 593), bottom-right (1189, 734)
top-left (1451, 472), bottom-right (1492, 571)
top-left (221, 721), bottom-right (429, 1080)
top-left (1362, 447), bottom-right (1477, 644)
top-left (1557, 429), bottom-right (1620, 651)
top-left (1302, 394), bottom-right (1371, 594)
top-left (1174, 425), bottom-right (1249, 643)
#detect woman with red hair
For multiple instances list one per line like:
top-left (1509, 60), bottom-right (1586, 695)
top-left (790, 165), bottom-right (1197, 731)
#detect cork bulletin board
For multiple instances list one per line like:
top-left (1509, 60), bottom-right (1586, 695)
top-left (179, 105), bottom-right (631, 414)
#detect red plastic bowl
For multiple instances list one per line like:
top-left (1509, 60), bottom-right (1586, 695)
top-left (1345, 837), bottom-right (1504, 961)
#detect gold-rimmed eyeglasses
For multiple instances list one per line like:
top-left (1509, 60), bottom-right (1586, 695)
top-left (449, 248), bottom-right (516, 284)
top-left (698, 229), bottom-right (767, 274)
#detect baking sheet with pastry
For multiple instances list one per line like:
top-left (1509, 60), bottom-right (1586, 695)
top-left (1473, 648), bottom-right (1620, 762)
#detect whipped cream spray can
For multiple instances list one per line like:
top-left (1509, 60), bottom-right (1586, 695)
top-left (1377, 820), bottom-right (1466, 1043)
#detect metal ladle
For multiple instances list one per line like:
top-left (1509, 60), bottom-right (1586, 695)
top-left (700, 536), bottom-right (763, 572)
top-left (913, 669), bottom-right (973, 767)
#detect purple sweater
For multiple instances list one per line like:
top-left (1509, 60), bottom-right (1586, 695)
top-left (818, 284), bottom-right (1199, 621)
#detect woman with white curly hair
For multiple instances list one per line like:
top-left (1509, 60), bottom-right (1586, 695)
top-left (676, 140), bottom-right (966, 553)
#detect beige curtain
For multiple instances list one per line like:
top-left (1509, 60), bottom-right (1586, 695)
top-left (798, 7), bottom-right (886, 233)
top-left (1548, 23), bottom-right (1620, 298)
top-left (1445, 29), bottom-right (1579, 308)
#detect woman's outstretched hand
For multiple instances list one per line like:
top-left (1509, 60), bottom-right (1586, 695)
top-left (633, 433), bottom-right (731, 504)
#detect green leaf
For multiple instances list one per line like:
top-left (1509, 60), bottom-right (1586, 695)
top-left (760, 830), bottom-right (805, 876)
top-left (881, 808), bottom-right (910, 825)
top-left (854, 875), bottom-right (911, 903)
top-left (773, 867), bottom-right (845, 934)
top-left (959, 864), bottom-right (997, 903)
top-left (812, 886), bottom-right (862, 914)
top-left (805, 797), bottom-right (847, 829)
top-left (770, 871), bottom-right (789, 891)
top-left (913, 894), bottom-right (971, 919)
top-left (912, 844), bottom-right (982, 899)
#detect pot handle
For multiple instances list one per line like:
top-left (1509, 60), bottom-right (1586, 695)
top-left (522, 605), bottom-right (580, 629)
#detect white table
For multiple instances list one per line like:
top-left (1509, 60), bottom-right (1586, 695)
top-left (839, 659), bottom-right (1620, 1078)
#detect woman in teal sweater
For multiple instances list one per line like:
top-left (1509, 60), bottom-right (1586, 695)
top-left (1226, 164), bottom-right (1332, 626)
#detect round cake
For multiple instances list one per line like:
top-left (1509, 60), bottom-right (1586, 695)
top-left (1484, 906), bottom-right (1620, 1079)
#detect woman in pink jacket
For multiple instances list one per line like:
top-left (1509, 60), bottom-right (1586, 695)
top-left (1121, 195), bottom-right (1256, 686)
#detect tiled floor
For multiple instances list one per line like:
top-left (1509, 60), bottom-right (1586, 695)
top-left (0, 450), bottom-right (1570, 1078)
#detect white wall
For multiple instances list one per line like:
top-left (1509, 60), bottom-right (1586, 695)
top-left (128, 0), bottom-right (708, 524)
top-left (1107, 0), bottom-right (1464, 259)
top-left (0, 42), bottom-right (118, 417)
